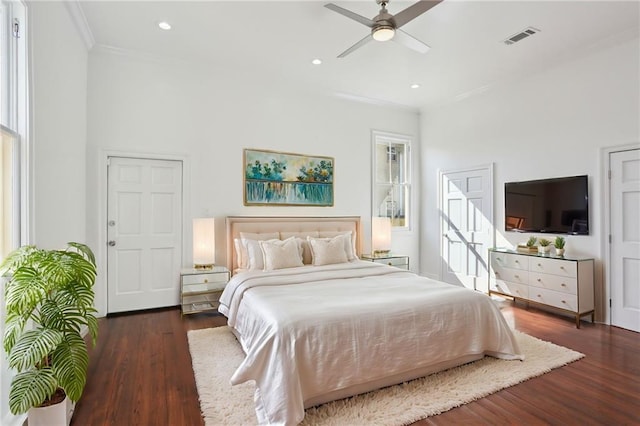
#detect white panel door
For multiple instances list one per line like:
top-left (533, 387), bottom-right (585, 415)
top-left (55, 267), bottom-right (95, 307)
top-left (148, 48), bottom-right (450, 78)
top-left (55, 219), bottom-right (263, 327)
top-left (610, 149), bottom-right (640, 332)
top-left (441, 166), bottom-right (493, 291)
top-left (107, 157), bottom-right (183, 313)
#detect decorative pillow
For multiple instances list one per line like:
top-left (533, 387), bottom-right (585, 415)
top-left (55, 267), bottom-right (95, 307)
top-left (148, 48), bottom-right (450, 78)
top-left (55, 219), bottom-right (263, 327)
top-left (240, 232), bottom-right (279, 270)
top-left (259, 237), bottom-right (304, 271)
top-left (318, 231), bottom-right (357, 260)
top-left (233, 238), bottom-right (244, 269)
top-left (280, 231), bottom-right (320, 264)
top-left (307, 235), bottom-right (349, 266)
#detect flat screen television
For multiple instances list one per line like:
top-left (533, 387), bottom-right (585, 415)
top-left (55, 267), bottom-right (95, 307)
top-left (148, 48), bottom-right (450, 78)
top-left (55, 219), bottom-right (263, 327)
top-left (505, 175), bottom-right (589, 235)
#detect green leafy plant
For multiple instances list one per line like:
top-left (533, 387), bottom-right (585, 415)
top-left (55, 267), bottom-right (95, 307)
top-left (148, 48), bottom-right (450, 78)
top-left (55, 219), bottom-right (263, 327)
top-left (539, 238), bottom-right (552, 247)
top-left (554, 236), bottom-right (566, 249)
top-left (1, 242), bottom-right (98, 415)
top-left (526, 237), bottom-right (537, 247)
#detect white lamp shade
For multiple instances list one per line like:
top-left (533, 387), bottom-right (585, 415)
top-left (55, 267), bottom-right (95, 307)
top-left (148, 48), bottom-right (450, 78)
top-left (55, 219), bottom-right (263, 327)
top-left (372, 217), bottom-right (392, 253)
top-left (193, 218), bottom-right (215, 268)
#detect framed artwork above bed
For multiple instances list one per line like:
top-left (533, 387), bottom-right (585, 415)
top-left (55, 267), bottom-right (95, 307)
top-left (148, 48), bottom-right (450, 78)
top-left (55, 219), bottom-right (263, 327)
top-left (244, 148), bottom-right (334, 206)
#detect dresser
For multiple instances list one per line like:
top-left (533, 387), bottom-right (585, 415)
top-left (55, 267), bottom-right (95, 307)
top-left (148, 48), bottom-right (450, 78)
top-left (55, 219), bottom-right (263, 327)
top-left (488, 248), bottom-right (594, 328)
top-left (180, 267), bottom-right (230, 315)
top-left (360, 254), bottom-right (410, 270)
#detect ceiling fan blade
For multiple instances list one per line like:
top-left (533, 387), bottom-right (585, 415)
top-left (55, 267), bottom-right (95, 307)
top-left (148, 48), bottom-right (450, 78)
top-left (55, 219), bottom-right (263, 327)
top-left (393, 0), bottom-right (442, 28)
top-left (325, 3), bottom-right (375, 28)
top-left (393, 29), bottom-right (430, 54)
top-left (337, 34), bottom-right (373, 58)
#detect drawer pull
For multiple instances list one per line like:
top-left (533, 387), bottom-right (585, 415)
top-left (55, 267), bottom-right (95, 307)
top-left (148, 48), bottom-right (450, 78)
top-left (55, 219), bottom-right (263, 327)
top-left (562, 300), bottom-right (567, 304)
top-left (560, 266), bottom-right (565, 270)
top-left (204, 279), bottom-right (209, 283)
top-left (537, 294), bottom-right (542, 298)
top-left (561, 283), bottom-right (566, 287)
top-left (537, 278), bottom-right (541, 282)
top-left (515, 274), bottom-right (520, 279)
top-left (538, 263), bottom-right (542, 267)
top-left (495, 271), bottom-right (500, 276)
top-left (496, 257), bottom-right (502, 261)
top-left (515, 260), bottom-right (519, 263)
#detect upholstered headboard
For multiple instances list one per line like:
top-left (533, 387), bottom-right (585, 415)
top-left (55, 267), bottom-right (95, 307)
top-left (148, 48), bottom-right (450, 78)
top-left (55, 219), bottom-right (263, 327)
top-left (226, 216), bottom-right (361, 273)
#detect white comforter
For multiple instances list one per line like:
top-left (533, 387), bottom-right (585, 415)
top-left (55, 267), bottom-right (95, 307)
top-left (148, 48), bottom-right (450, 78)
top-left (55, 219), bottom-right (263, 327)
top-left (219, 261), bottom-right (523, 426)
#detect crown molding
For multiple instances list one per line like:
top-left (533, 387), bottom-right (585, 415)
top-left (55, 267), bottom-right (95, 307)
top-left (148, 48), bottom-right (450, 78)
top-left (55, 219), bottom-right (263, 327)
top-left (64, 0), bottom-right (95, 50)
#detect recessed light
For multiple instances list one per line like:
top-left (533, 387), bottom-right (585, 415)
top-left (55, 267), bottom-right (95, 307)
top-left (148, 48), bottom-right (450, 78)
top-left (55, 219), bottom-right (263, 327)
top-left (410, 83), bottom-right (420, 89)
top-left (312, 58), bottom-right (322, 65)
top-left (158, 21), bottom-right (172, 31)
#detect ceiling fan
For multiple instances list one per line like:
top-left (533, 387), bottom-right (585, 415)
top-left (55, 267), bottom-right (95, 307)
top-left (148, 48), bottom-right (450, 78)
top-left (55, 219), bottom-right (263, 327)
top-left (325, 0), bottom-right (441, 58)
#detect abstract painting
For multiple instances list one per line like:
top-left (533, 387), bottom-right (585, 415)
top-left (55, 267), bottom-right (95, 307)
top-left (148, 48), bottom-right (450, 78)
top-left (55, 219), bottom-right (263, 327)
top-left (244, 149), bottom-right (334, 206)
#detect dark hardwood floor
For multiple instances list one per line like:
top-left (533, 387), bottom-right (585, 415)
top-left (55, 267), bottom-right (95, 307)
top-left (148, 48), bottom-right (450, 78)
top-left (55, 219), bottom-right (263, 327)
top-left (72, 302), bottom-right (640, 425)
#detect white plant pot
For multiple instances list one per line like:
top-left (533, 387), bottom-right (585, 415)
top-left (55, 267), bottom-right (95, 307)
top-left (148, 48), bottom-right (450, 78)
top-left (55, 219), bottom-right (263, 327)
top-left (28, 396), bottom-right (71, 426)
top-left (555, 248), bottom-right (565, 256)
top-left (538, 246), bottom-right (551, 254)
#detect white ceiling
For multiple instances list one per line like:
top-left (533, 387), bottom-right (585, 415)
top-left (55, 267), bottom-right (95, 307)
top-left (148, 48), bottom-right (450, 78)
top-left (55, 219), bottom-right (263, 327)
top-left (78, 1), bottom-right (640, 110)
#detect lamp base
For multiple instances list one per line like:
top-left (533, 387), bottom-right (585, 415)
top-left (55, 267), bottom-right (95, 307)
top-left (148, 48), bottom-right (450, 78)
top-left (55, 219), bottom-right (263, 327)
top-left (372, 250), bottom-right (391, 257)
top-left (194, 263), bottom-right (214, 270)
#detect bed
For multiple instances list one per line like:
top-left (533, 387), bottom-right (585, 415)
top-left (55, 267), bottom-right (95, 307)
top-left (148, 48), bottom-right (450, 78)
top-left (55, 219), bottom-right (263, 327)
top-left (219, 216), bottom-right (523, 426)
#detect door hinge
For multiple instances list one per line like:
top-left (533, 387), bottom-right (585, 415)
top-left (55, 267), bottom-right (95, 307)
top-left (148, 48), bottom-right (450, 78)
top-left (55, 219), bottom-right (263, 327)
top-left (609, 234), bottom-right (612, 244)
top-left (608, 170), bottom-right (611, 179)
top-left (609, 298), bottom-right (612, 308)
top-left (13, 19), bottom-right (20, 38)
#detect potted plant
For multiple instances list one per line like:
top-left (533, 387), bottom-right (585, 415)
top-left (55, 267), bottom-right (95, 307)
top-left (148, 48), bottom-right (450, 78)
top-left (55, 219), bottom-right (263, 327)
top-left (538, 238), bottom-right (552, 254)
top-left (525, 236), bottom-right (537, 252)
top-left (554, 236), bottom-right (566, 256)
top-left (1, 242), bottom-right (98, 426)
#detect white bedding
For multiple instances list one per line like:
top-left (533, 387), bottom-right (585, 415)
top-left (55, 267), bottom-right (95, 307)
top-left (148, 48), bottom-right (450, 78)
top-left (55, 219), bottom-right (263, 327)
top-left (218, 261), bottom-right (523, 426)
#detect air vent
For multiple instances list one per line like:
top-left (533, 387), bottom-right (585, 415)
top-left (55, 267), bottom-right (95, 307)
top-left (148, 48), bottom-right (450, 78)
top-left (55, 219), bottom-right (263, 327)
top-left (503, 27), bottom-right (540, 45)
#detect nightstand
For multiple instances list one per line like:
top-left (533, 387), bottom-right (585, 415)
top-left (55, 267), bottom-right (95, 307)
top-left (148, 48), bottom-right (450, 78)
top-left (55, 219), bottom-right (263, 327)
top-left (180, 266), bottom-right (230, 315)
top-left (361, 254), bottom-right (410, 270)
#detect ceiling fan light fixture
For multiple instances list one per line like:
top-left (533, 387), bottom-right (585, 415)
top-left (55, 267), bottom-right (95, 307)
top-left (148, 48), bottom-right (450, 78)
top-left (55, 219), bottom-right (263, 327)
top-left (372, 26), bottom-right (395, 42)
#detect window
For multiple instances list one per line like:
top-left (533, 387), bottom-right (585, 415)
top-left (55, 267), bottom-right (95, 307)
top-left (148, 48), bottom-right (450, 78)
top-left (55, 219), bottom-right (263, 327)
top-left (372, 131), bottom-right (411, 229)
top-left (1, 1), bottom-right (27, 424)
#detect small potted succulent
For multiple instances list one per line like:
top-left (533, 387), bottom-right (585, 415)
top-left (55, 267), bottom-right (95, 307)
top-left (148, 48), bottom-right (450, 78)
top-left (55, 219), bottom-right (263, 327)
top-left (554, 236), bottom-right (566, 256)
top-left (538, 238), bottom-right (552, 254)
top-left (526, 236), bottom-right (537, 252)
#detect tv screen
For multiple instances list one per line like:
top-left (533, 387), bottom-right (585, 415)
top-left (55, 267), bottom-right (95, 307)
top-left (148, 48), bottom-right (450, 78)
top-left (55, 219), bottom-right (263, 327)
top-left (505, 175), bottom-right (589, 235)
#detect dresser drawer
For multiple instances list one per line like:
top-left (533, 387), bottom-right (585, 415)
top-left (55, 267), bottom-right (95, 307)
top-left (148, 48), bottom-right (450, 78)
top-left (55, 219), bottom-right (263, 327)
top-left (491, 266), bottom-right (528, 285)
top-left (529, 287), bottom-right (578, 312)
top-left (529, 257), bottom-right (577, 278)
top-left (490, 280), bottom-right (528, 299)
top-left (491, 252), bottom-right (529, 271)
top-left (529, 271), bottom-right (577, 295)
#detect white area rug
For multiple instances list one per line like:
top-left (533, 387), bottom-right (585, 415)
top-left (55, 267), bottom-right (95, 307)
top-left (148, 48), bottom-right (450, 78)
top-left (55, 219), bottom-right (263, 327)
top-left (187, 327), bottom-right (583, 426)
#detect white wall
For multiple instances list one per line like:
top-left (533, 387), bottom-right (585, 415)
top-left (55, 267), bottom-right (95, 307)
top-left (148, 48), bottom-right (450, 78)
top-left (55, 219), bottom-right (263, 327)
top-left (86, 50), bottom-right (420, 316)
top-left (30, 2), bottom-right (88, 248)
top-left (419, 36), bottom-right (640, 321)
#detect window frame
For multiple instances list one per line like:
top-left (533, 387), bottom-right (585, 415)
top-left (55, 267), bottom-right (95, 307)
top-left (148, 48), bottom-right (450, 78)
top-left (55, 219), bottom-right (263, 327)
top-left (371, 130), bottom-right (412, 231)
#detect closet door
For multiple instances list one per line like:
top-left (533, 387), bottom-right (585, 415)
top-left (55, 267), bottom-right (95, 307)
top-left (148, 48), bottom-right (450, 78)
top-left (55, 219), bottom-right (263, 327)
top-left (440, 165), bottom-right (494, 291)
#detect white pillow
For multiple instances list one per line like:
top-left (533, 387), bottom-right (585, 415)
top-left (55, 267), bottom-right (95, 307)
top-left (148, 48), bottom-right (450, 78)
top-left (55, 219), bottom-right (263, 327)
top-left (307, 235), bottom-right (349, 266)
top-left (318, 231), bottom-right (357, 260)
top-left (240, 232), bottom-right (279, 270)
top-left (259, 237), bottom-right (304, 271)
top-left (280, 231), bottom-right (320, 264)
top-left (233, 238), bottom-right (244, 269)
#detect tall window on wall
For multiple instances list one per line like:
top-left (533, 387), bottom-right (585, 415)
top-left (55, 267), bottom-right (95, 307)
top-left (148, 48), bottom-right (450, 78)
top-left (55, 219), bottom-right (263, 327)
top-left (1, 1), bottom-right (28, 424)
top-left (372, 131), bottom-right (411, 229)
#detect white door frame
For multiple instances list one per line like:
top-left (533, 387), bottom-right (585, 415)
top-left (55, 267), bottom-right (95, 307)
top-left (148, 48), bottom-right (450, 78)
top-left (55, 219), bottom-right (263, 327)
top-left (437, 163), bottom-right (495, 284)
top-left (601, 142), bottom-right (640, 325)
top-left (97, 149), bottom-right (191, 316)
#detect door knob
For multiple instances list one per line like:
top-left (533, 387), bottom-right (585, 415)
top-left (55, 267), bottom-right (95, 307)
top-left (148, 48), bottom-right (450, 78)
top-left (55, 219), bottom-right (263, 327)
top-left (108, 240), bottom-right (116, 247)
